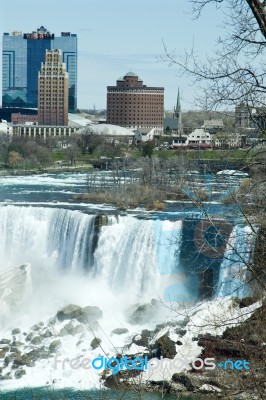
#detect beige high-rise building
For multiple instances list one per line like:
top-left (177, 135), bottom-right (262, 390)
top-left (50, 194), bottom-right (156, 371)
top-left (38, 49), bottom-right (69, 126)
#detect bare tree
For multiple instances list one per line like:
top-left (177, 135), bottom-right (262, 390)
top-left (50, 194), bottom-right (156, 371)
top-left (163, 0), bottom-right (266, 113)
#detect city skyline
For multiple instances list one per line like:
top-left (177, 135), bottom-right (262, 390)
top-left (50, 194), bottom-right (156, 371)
top-left (2, 26), bottom-right (77, 111)
top-left (1, 0), bottom-right (224, 111)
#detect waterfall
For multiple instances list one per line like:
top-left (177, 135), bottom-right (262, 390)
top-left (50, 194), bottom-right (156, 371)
top-left (0, 205), bottom-right (256, 318)
top-left (216, 224), bottom-right (257, 298)
top-left (93, 217), bottom-right (183, 301)
top-left (0, 205), bottom-right (95, 272)
top-left (0, 206), bottom-right (184, 307)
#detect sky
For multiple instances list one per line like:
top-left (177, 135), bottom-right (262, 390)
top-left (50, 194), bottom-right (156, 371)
top-left (1, 0), bottom-right (224, 111)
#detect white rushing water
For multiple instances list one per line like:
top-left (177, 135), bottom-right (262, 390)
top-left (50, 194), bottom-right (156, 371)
top-left (217, 224), bottom-right (257, 297)
top-left (0, 205), bottom-right (184, 330)
top-left (0, 204), bottom-right (259, 392)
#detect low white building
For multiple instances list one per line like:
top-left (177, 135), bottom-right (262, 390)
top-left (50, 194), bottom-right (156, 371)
top-left (0, 120), bottom-right (13, 136)
top-left (186, 128), bottom-right (211, 145)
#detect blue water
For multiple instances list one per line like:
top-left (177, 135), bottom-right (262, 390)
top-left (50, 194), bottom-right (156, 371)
top-left (0, 388), bottom-right (199, 400)
top-left (0, 171), bottom-right (249, 398)
top-left (0, 171), bottom-right (244, 217)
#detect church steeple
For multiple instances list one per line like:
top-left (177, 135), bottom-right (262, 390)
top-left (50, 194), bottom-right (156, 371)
top-left (174, 88), bottom-right (182, 135)
top-left (176, 88), bottom-right (181, 114)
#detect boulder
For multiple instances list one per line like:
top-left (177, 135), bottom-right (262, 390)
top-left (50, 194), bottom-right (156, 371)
top-left (56, 304), bottom-right (82, 322)
top-left (132, 330), bottom-right (151, 347)
top-left (12, 354), bottom-right (35, 368)
top-left (25, 333), bottom-right (34, 342)
top-left (111, 328), bottom-right (129, 335)
top-left (90, 337), bottom-right (101, 350)
top-left (49, 340), bottom-right (61, 353)
top-left (42, 330), bottom-right (52, 338)
top-left (0, 339), bottom-right (11, 345)
top-left (11, 341), bottom-right (23, 347)
top-left (0, 372), bottom-right (12, 380)
top-left (31, 336), bottom-right (42, 345)
top-left (27, 348), bottom-right (51, 362)
top-left (56, 304), bottom-right (102, 323)
top-left (0, 348), bottom-right (8, 358)
top-left (59, 328), bottom-right (68, 337)
top-left (4, 354), bottom-right (16, 366)
top-left (10, 347), bottom-right (21, 354)
top-left (71, 325), bottom-right (84, 336)
top-left (77, 306), bottom-right (103, 323)
top-left (15, 368), bottom-right (26, 379)
top-left (129, 303), bottom-right (156, 325)
top-left (175, 328), bottom-right (187, 337)
top-left (152, 333), bottom-right (177, 359)
top-left (11, 328), bottom-right (21, 335)
top-left (172, 373), bottom-right (195, 391)
top-left (64, 322), bottom-right (74, 333)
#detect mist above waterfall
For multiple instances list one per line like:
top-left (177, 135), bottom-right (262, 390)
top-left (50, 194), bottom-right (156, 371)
top-left (0, 205), bottom-right (256, 333)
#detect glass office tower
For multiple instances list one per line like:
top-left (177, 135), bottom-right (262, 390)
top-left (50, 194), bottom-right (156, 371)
top-left (2, 26), bottom-right (77, 112)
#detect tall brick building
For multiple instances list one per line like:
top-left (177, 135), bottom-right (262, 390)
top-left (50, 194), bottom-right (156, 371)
top-left (38, 49), bottom-right (69, 126)
top-left (107, 72), bottom-right (164, 132)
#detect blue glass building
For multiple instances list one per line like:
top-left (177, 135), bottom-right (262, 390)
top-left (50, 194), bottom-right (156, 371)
top-left (2, 26), bottom-right (77, 112)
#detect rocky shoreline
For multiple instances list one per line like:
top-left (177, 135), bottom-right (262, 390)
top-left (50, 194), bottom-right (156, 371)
top-left (0, 298), bottom-right (265, 399)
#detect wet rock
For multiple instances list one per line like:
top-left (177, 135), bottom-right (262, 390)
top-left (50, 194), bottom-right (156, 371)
top-left (31, 336), bottom-right (42, 345)
top-left (104, 373), bottom-right (121, 388)
top-left (154, 321), bottom-right (177, 333)
top-left (59, 328), bottom-right (68, 337)
top-left (111, 328), bottom-right (129, 335)
top-left (132, 330), bottom-right (151, 347)
top-left (171, 382), bottom-right (187, 392)
top-left (25, 333), bottom-right (34, 342)
top-left (152, 333), bottom-right (177, 359)
top-left (172, 373), bottom-right (195, 391)
top-left (12, 354), bottom-right (35, 368)
top-left (56, 304), bottom-right (102, 323)
top-left (129, 302), bottom-right (160, 325)
top-left (175, 328), bottom-right (187, 337)
top-left (77, 306), bottom-right (103, 323)
top-left (15, 368), bottom-right (26, 379)
top-left (71, 325), bottom-right (84, 336)
top-left (90, 337), bottom-right (101, 350)
top-left (56, 304), bottom-right (82, 321)
top-left (233, 296), bottom-right (258, 309)
top-left (4, 353), bottom-right (16, 366)
top-left (42, 330), bottom-right (52, 338)
top-left (64, 322), bottom-right (74, 333)
top-left (0, 339), bottom-right (11, 345)
top-left (27, 348), bottom-right (51, 362)
top-left (198, 335), bottom-right (259, 359)
top-left (0, 348), bottom-right (8, 358)
top-left (11, 341), bottom-right (23, 347)
top-left (11, 328), bottom-right (21, 335)
top-left (30, 324), bottom-right (41, 331)
top-left (10, 347), bottom-right (21, 354)
top-left (0, 372), bottom-right (12, 380)
top-left (49, 339), bottom-right (61, 353)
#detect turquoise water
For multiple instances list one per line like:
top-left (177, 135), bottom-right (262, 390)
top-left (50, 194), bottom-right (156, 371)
top-left (0, 388), bottom-right (201, 400)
